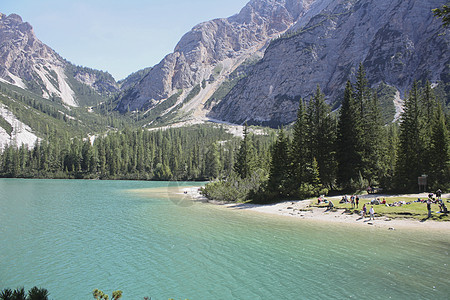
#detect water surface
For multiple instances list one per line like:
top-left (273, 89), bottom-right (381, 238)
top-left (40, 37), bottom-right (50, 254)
top-left (1, 179), bottom-right (449, 299)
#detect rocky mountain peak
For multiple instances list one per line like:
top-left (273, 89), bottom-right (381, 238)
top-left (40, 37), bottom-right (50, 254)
top-left (0, 12), bottom-right (118, 107)
top-left (4, 13), bottom-right (23, 23)
top-left (209, 0), bottom-right (449, 126)
top-left (116, 0), bottom-right (314, 114)
top-left (0, 13), bottom-right (34, 38)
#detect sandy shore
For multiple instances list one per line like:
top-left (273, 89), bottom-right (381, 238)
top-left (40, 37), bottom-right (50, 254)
top-left (182, 187), bottom-right (450, 231)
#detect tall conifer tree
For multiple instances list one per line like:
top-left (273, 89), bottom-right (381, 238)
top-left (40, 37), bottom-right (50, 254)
top-left (395, 81), bottom-right (424, 191)
top-left (420, 81), bottom-right (438, 176)
top-left (268, 127), bottom-right (291, 197)
top-left (234, 122), bottom-right (256, 179)
top-left (290, 98), bottom-right (308, 190)
top-left (336, 81), bottom-right (363, 187)
top-left (354, 63), bottom-right (371, 120)
top-left (363, 91), bottom-right (385, 184)
top-left (306, 85), bottom-right (336, 187)
top-left (205, 142), bottom-right (221, 180)
top-left (428, 103), bottom-right (450, 189)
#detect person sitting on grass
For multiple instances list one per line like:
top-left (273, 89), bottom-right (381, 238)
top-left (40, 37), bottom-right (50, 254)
top-left (328, 200), bottom-right (334, 209)
top-left (439, 200), bottom-right (448, 213)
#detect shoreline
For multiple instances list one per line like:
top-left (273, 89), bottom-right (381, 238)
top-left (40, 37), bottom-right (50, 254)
top-left (181, 187), bottom-right (450, 231)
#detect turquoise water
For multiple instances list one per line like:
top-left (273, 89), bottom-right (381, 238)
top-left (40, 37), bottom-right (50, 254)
top-left (1, 179), bottom-right (449, 299)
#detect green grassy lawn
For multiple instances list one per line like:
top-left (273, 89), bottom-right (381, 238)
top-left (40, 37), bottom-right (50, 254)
top-left (312, 196), bottom-right (450, 221)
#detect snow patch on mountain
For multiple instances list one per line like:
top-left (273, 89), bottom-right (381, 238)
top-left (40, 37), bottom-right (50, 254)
top-left (0, 103), bottom-right (40, 150)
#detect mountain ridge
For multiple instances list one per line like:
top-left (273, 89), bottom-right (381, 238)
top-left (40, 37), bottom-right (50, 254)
top-left (0, 12), bottom-right (118, 107)
top-left (208, 0), bottom-right (449, 126)
top-left (116, 0), bottom-right (313, 117)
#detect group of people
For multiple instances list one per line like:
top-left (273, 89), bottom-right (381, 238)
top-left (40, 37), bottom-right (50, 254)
top-left (386, 200), bottom-right (411, 207)
top-left (425, 189), bottom-right (448, 218)
top-left (360, 203), bottom-right (375, 220)
top-left (337, 195), bottom-right (376, 220)
top-left (317, 188), bottom-right (447, 221)
top-left (339, 195), bottom-right (360, 208)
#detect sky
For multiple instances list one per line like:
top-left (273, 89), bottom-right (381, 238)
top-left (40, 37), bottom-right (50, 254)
top-left (2, 0), bottom-right (250, 80)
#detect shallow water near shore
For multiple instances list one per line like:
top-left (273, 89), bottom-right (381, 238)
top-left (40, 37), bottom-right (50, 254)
top-left (1, 179), bottom-right (449, 299)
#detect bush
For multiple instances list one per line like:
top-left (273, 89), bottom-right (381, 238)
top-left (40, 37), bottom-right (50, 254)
top-left (200, 169), bottom-right (267, 202)
top-left (296, 183), bottom-right (328, 199)
top-left (348, 172), bottom-right (369, 192)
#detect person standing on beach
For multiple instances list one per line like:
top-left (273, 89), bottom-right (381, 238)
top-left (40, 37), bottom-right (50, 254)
top-left (369, 206), bottom-right (375, 220)
top-left (427, 200), bottom-right (432, 218)
top-left (362, 203), bottom-right (366, 218)
top-left (356, 196), bottom-right (359, 208)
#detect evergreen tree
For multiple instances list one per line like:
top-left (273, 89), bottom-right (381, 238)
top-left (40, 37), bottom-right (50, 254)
top-left (12, 287), bottom-right (26, 300)
top-left (234, 122), bottom-right (256, 179)
top-left (267, 127), bottom-right (291, 197)
top-left (380, 124), bottom-right (399, 190)
top-left (353, 63), bottom-right (379, 183)
top-left (205, 142), bottom-right (221, 180)
top-left (306, 85), bottom-right (337, 188)
top-left (289, 98), bottom-right (308, 191)
top-left (363, 91), bottom-right (386, 185)
top-left (354, 63), bottom-right (371, 120)
top-left (420, 81), bottom-right (438, 176)
top-left (28, 286), bottom-right (50, 300)
top-left (336, 81), bottom-right (363, 188)
top-left (81, 140), bottom-right (93, 172)
top-left (395, 81), bottom-right (424, 191)
top-left (428, 103), bottom-right (450, 189)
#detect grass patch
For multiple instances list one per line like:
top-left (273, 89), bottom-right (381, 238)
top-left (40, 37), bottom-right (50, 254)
top-left (312, 196), bottom-right (449, 221)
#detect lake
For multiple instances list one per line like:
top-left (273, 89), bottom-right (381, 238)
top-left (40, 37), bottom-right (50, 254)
top-left (1, 179), bottom-right (449, 299)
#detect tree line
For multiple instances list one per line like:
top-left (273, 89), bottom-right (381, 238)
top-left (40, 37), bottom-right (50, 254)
top-left (202, 65), bottom-right (450, 202)
top-left (0, 125), bottom-right (274, 181)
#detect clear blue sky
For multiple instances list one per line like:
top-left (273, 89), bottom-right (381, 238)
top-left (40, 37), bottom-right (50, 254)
top-left (2, 0), bottom-right (250, 80)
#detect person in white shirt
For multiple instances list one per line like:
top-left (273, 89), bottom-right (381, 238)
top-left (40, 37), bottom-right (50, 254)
top-left (369, 206), bottom-right (375, 220)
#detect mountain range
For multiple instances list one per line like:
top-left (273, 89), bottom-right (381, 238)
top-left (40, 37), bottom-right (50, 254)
top-left (0, 0), bottom-right (449, 147)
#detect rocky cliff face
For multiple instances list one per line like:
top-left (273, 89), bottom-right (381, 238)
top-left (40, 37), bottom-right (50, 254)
top-left (209, 0), bottom-right (450, 126)
top-left (117, 0), bottom-right (314, 113)
top-left (0, 13), bottom-right (118, 106)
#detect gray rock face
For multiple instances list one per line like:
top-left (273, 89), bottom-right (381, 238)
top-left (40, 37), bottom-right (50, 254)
top-left (117, 0), bottom-right (312, 112)
top-left (0, 13), bottom-right (118, 106)
top-left (209, 0), bottom-right (449, 126)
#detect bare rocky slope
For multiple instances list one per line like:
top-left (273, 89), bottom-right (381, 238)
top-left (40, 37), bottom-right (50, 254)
top-left (116, 0), bottom-right (315, 115)
top-left (0, 13), bottom-right (118, 107)
top-left (209, 0), bottom-right (450, 126)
